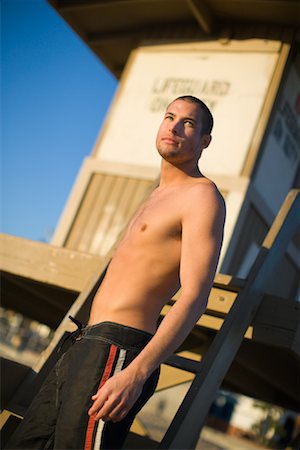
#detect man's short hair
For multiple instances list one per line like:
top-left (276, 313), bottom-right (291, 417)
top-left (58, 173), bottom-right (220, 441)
top-left (171, 95), bottom-right (214, 136)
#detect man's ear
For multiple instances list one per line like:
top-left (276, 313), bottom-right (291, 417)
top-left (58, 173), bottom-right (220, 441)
top-left (201, 134), bottom-right (212, 149)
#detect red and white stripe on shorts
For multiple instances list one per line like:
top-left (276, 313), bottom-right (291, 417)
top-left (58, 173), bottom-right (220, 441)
top-left (84, 345), bottom-right (127, 450)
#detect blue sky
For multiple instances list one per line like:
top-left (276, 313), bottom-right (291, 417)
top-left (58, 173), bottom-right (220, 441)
top-left (2, 0), bottom-right (118, 242)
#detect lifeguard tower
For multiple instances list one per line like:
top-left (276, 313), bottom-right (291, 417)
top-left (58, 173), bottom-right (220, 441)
top-left (1, 1), bottom-right (300, 448)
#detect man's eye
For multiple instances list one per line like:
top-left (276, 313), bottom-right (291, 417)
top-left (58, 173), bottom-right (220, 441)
top-left (185, 120), bottom-right (194, 126)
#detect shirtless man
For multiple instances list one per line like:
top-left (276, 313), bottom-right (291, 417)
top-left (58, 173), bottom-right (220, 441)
top-left (7, 96), bottom-right (225, 450)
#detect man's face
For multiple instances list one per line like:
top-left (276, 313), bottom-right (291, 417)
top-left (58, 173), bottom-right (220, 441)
top-left (156, 99), bottom-right (209, 165)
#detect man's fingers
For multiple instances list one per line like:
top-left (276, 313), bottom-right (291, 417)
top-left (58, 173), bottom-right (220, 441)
top-left (90, 394), bottom-right (120, 421)
top-left (95, 406), bottom-right (128, 423)
top-left (103, 402), bottom-right (128, 423)
top-left (89, 385), bottom-right (112, 415)
top-left (88, 394), bottom-right (106, 416)
top-left (88, 370), bottom-right (140, 421)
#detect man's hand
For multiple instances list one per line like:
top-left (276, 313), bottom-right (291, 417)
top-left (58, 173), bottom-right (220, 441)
top-left (88, 368), bottom-right (144, 422)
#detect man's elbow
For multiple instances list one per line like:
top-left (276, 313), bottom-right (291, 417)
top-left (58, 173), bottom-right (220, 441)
top-left (181, 291), bottom-right (209, 318)
top-left (195, 296), bottom-right (208, 318)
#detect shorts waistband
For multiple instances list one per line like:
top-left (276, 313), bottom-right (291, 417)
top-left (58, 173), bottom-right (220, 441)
top-left (80, 321), bottom-right (154, 350)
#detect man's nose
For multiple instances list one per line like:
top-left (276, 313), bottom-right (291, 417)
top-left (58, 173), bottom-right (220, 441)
top-left (169, 122), bottom-right (179, 134)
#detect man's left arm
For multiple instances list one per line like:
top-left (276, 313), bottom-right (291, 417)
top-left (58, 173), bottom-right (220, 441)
top-left (89, 183), bottom-right (225, 422)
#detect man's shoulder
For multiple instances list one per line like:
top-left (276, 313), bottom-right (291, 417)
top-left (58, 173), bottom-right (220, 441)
top-left (187, 178), bottom-right (225, 206)
top-left (180, 178), bottom-right (226, 226)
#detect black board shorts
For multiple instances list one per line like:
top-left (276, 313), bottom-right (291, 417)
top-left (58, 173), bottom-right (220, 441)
top-left (6, 321), bottom-right (160, 449)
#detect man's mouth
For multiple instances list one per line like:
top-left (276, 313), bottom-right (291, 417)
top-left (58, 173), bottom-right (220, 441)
top-left (162, 137), bottom-right (178, 144)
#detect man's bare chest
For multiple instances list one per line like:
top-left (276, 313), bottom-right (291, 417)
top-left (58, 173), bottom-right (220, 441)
top-left (125, 191), bottom-right (182, 242)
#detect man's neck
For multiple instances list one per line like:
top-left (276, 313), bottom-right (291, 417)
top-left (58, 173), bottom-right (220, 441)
top-left (159, 160), bottom-right (204, 188)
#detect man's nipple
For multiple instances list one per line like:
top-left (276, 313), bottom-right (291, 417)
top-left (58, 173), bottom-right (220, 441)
top-left (141, 224), bottom-right (147, 231)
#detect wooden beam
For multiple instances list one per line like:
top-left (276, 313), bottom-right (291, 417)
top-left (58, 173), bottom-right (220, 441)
top-left (186, 0), bottom-right (214, 34)
top-left (242, 42), bottom-right (291, 177)
top-left (0, 234), bottom-right (102, 293)
top-left (165, 353), bottom-right (201, 374)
